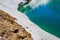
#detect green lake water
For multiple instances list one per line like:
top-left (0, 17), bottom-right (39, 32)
top-left (18, 0), bottom-right (60, 38)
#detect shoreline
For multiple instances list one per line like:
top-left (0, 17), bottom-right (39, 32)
top-left (0, 1), bottom-right (60, 40)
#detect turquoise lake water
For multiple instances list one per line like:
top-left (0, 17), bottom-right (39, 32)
top-left (18, 0), bottom-right (60, 38)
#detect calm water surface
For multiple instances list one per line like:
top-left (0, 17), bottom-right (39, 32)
top-left (18, 0), bottom-right (60, 38)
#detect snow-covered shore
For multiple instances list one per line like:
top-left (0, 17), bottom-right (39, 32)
top-left (0, 0), bottom-right (60, 40)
